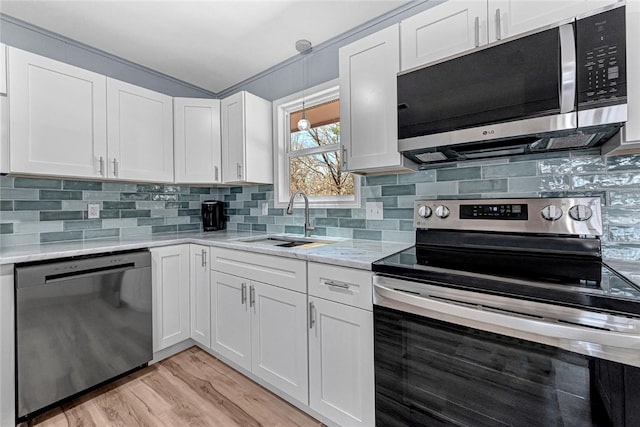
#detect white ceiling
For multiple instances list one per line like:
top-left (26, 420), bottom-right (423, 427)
top-left (0, 0), bottom-right (410, 93)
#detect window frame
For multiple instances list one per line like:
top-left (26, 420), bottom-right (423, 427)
top-left (272, 79), bottom-right (360, 209)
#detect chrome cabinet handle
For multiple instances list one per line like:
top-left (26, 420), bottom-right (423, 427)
top-left (325, 280), bottom-right (350, 290)
top-left (474, 16), bottom-right (480, 47)
top-left (236, 163), bottom-right (242, 179)
top-left (342, 146), bottom-right (348, 170)
top-left (249, 284), bottom-right (255, 308)
top-left (112, 158), bottom-right (119, 177)
top-left (309, 301), bottom-right (316, 329)
top-left (201, 249), bottom-right (206, 268)
top-left (214, 165), bottom-right (219, 181)
top-left (98, 156), bottom-right (105, 176)
top-left (241, 283), bottom-right (246, 304)
top-left (495, 8), bottom-right (502, 40)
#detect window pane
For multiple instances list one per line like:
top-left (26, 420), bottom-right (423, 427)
top-left (290, 122), bottom-right (340, 151)
top-left (289, 99), bottom-right (339, 133)
top-left (289, 151), bottom-right (354, 197)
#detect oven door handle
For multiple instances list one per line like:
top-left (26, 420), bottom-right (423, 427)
top-left (374, 283), bottom-right (640, 351)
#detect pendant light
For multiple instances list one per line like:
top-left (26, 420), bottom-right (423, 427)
top-left (296, 39), bottom-right (312, 132)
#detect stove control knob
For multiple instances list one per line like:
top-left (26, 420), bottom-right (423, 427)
top-left (417, 205), bottom-right (432, 218)
top-left (569, 204), bottom-right (593, 221)
top-left (541, 204), bottom-right (563, 221)
top-left (434, 205), bottom-right (450, 219)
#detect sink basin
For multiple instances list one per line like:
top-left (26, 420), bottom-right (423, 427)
top-left (236, 235), bottom-right (334, 249)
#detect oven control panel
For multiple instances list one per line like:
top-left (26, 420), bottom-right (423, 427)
top-left (414, 197), bottom-right (602, 236)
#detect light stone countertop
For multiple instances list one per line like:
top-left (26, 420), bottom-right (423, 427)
top-left (0, 230), bottom-right (413, 270)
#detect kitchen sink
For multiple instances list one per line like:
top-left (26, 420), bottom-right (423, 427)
top-left (236, 235), bottom-right (335, 249)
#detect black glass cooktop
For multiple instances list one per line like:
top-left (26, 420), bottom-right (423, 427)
top-left (373, 246), bottom-right (640, 317)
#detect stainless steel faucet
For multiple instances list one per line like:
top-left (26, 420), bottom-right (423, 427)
top-left (286, 190), bottom-right (315, 237)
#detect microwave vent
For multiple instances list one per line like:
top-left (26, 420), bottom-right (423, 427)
top-left (546, 133), bottom-right (598, 149)
top-left (415, 152), bottom-right (448, 162)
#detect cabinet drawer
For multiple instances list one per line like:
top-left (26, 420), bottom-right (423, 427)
top-left (308, 263), bottom-right (372, 311)
top-left (211, 248), bottom-right (306, 293)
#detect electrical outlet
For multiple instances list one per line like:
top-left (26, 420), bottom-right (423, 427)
top-left (261, 202), bottom-right (269, 215)
top-left (366, 202), bottom-right (383, 220)
top-left (87, 203), bottom-right (100, 219)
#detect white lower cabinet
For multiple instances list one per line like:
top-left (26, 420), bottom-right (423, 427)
top-left (190, 245), bottom-right (211, 348)
top-left (308, 263), bottom-right (375, 427)
top-left (210, 248), bottom-right (308, 405)
top-left (151, 245), bottom-right (190, 352)
top-left (0, 265), bottom-right (15, 427)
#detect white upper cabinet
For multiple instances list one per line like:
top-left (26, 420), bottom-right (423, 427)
top-left (489, 1), bottom-right (617, 42)
top-left (340, 24), bottom-right (417, 174)
top-left (401, 1), bottom-right (488, 71)
top-left (8, 47), bottom-right (108, 178)
top-left (174, 98), bottom-right (221, 184)
top-left (0, 43), bottom-right (6, 95)
top-left (401, 0), bottom-right (620, 71)
top-left (106, 78), bottom-right (174, 182)
top-left (221, 91), bottom-right (273, 184)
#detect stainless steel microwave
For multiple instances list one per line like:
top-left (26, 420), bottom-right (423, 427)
top-left (398, 5), bottom-right (627, 164)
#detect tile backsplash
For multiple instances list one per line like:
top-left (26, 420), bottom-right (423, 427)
top-left (1, 151), bottom-right (639, 261)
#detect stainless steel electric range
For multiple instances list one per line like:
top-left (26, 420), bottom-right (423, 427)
top-left (372, 197), bottom-right (640, 427)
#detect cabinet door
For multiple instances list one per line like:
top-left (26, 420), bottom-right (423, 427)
top-left (221, 91), bottom-right (245, 183)
top-left (210, 271), bottom-right (251, 371)
top-left (174, 98), bottom-right (222, 184)
top-left (107, 78), bottom-right (174, 182)
top-left (190, 245), bottom-right (211, 348)
top-left (0, 43), bottom-right (6, 95)
top-left (340, 25), bottom-right (416, 174)
top-left (309, 297), bottom-right (374, 427)
top-left (488, 0), bottom-right (616, 42)
top-left (151, 245), bottom-right (190, 352)
top-left (250, 282), bottom-right (308, 404)
top-left (0, 265), bottom-right (15, 427)
top-left (8, 48), bottom-right (107, 178)
top-left (400, 0), bottom-right (488, 71)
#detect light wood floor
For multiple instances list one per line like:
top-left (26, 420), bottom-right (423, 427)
top-left (27, 346), bottom-right (325, 427)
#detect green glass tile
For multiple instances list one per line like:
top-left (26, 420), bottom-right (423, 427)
top-left (138, 218), bottom-right (165, 226)
top-left (244, 216), bottom-right (258, 224)
top-left (244, 200), bottom-right (258, 208)
top-left (458, 179), bottom-right (508, 194)
top-left (120, 210), bottom-right (151, 218)
top-left (236, 208), bottom-right (250, 215)
top-left (178, 209), bottom-right (200, 216)
top-left (258, 184), bottom-right (274, 192)
top-left (366, 175), bottom-right (397, 186)
top-left (178, 194), bottom-right (200, 201)
top-left (230, 187), bottom-right (243, 194)
top-left (16, 201), bottom-right (62, 211)
top-left (1, 188), bottom-right (39, 200)
top-left (381, 184), bottom-right (415, 197)
top-left (482, 162), bottom-right (537, 178)
top-left (63, 220), bottom-right (103, 231)
top-left (39, 190), bottom-right (82, 200)
top-left (0, 201), bottom-right (13, 211)
top-left (103, 183), bottom-right (137, 192)
top-left (83, 191), bottom-right (120, 201)
top-left (436, 167), bottom-right (481, 182)
top-left (63, 181), bottom-right (103, 191)
top-left (327, 208), bottom-right (352, 218)
top-left (366, 219), bottom-right (399, 230)
top-left (382, 230), bottom-right (415, 243)
top-left (399, 220), bottom-right (415, 231)
top-left (0, 233), bottom-right (39, 247)
top-left (40, 231), bottom-right (83, 243)
top-left (252, 224), bottom-right (267, 232)
top-left (152, 193), bottom-right (179, 201)
top-left (165, 202), bottom-right (190, 209)
top-left (0, 176), bottom-right (14, 188)
top-left (0, 223), bottom-right (13, 234)
top-left (14, 177), bottom-right (61, 189)
top-left (353, 229), bottom-right (381, 241)
top-left (383, 208), bottom-right (414, 219)
top-left (237, 223), bottom-right (252, 231)
top-left (284, 225), bottom-right (304, 234)
top-left (316, 218), bottom-right (339, 227)
top-left (251, 193), bottom-right (267, 201)
top-left (268, 208), bottom-right (284, 216)
top-left (84, 228), bottom-right (120, 239)
top-left (98, 210), bottom-right (120, 219)
top-left (40, 211), bottom-right (83, 221)
top-left (339, 218), bottom-right (366, 229)
top-left (152, 225), bottom-right (177, 234)
top-left (14, 221), bottom-right (63, 233)
top-left (138, 184), bottom-right (165, 193)
top-left (178, 224), bottom-right (201, 232)
top-left (325, 227), bottom-right (353, 238)
top-left (121, 192), bottom-right (151, 201)
top-left (190, 216), bottom-right (202, 224)
top-left (310, 227), bottom-right (326, 236)
top-left (398, 170), bottom-right (436, 184)
top-left (224, 194), bottom-right (237, 202)
top-left (190, 187), bottom-right (211, 194)
top-left (103, 201), bottom-right (136, 210)
top-left (606, 154), bottom-right (640, 171)
top-left (166, 217), bottom-right (191, 225)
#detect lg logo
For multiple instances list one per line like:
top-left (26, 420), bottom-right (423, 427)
top-left (482, 129), bottom-right (495, 136)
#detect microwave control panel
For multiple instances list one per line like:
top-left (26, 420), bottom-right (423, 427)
top-left (577, 6), bottom-right (626, 108)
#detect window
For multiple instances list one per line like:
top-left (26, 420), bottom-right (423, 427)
top-left (273, 80), bottom-right (360, 208)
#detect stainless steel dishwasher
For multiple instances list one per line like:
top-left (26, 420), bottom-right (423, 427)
top-left (15, 250), bottom-right (152, 421)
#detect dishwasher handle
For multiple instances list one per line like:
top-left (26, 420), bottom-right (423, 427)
top-left (44, 264), bottom-right (135, 284)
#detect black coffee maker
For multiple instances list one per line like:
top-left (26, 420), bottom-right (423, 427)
top-left (201, 200), bottom-right (225, 231)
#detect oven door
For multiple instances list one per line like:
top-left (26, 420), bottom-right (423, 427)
top-left (373, 276), bottom-right (640, 427)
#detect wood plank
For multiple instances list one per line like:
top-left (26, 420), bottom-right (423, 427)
top-left (28, 347), bottom-right (324, 427)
